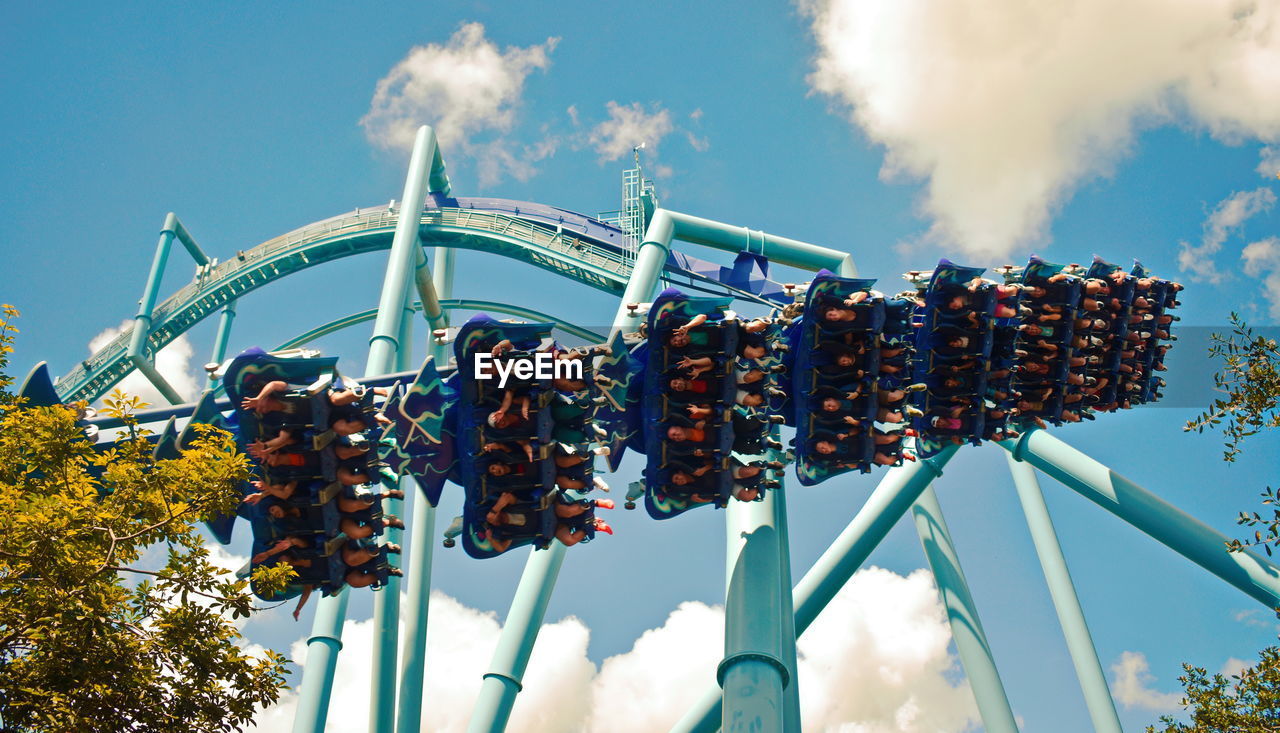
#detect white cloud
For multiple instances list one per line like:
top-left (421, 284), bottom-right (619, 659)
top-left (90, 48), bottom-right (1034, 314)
top-left (588, 101), bottom-right (675, 164)
top-left (799, 0), bottom-right (1280, 259)
top-left (584, 601), bottom-right (724, 733)
top-left (796, 567), bottom-right (978, 732)
top-left (1259, 146), bottom-right (1280, 178)
top-left (1239, 236), bottom-right (1280, 317)
top-left (90, 320), bottom-right (201, 405)
top-left (1179, 188), bottom-right (1276, 282)
top-left (1220, 656), bottom-right (1250, 678)
top-left (1111, 650), bottom-right (1182, 711)
top-left (251, 592), bottom-right (594, 733)
top-left (251, 568), bottom-right (977, 732)
top-left (361, 23), bottom-right (558, 186)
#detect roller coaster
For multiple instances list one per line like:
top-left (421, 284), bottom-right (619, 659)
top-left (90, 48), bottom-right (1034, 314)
top-left (17, 125), bottom-right (1280, 733)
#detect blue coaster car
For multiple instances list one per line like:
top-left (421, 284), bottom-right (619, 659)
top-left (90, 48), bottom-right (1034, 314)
top-left (1081, 256), bottom-right (1138, 413)
top-left (790, 271), bottom-right (891, 485)
top-left (222, 348), bottom-right (395, 601)
top-left (638, 288), bottom-right (745, 518)
top-left (1127, 262), bottom-right (1176, 405)
top-left (1010, 256), bottom-right (1084, 427)
top-left (909, 260), bottom-right (998, 456)
top-left (454, 314), bottom-right (611, 557)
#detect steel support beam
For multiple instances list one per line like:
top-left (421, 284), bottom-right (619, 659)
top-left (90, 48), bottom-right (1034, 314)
top-left (466, 545), bottom-right (567, 733)
top-left (125, 213), bottom-right (187, 405)
top-left (205, 301), bottom-right (237, 390)
top-left (293, 124), bottom-right (445, 733)
top-left (1004, 452), bottom-right (1121, 733)
top-left (670, 446), bottom-right (958, 733)
top-left (396, 245), bottom-right (453, 733)
top-left (912, 486), bottom-right (1018, 732)
top-left (1000, 429), bottom-right (1280, 608)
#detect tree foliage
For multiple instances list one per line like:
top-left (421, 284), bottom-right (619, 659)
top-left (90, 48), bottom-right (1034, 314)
top-left (1148, 647), bottom-right (1280, 732)
top-left (1153, 312), bottom-right (1280, 729)
top-left (1185, 313), bottom-right (1280, 557)
top-left (0, 306), bottom-right (293, 732)
top-left (1186, 312), bottom-right (1280, 463)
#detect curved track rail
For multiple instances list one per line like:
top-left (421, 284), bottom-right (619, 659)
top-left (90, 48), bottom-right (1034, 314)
top-left (59, 205), bottom-right (768, 403)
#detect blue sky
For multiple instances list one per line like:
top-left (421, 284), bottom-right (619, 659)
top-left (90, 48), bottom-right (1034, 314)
top-left (4, 2), bottom-right (1280, 731)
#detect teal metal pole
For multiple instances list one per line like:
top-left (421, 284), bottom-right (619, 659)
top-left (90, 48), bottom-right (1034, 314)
top-left (466, 545), bottom-right (567, 732)
top-left (367, 299), bottom-right (415, 730)
top-left (721, 490), bottom-right (788, 733)
top-left (645, 209), bottom-right (857, 277)
top-left (911, 486), bottom-right (1019, 732)
top-left (292, 124), bottom-right (442, 733)
top-left (291, 589), bottom-right (351, 733)
top-left (1004, 453), bottom-right (1121, 733)
top-left (1001, 429), bottom-right (1280, 608)
top-left (670, 446), bottom-right (958, 733)
top-left (396, 247), bottom-right (452, 733)
top-left (126, 213), bottom-right (184, 404)
top-left (772, 475), bottom-right (801, 733)
top-left (206, 301), bottom-right (237, 389)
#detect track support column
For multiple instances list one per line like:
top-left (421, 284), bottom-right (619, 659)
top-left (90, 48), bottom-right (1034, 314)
top-left (205, 301), bottom-right (237, 389)
top-left (1000, 429), bottom-right (1280, 608)
top-left (1005, 453), bottom-right (1121, 733)
top-left (466, 545), bottom-right (567, 732)
top-left (911, 486), bottom-right (1018, 732)
top-left (396, 247), bottom-right (453, 733)
top-left (670, 447), bottom-right (958, 733)
top-left (292, 124), bottom-right (443, 733)
top-left (720, 489), bottom-right (789, 733)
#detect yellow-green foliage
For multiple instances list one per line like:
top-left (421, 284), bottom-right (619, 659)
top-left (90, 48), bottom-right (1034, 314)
top-left (0, 306), bottom-right (291, 732)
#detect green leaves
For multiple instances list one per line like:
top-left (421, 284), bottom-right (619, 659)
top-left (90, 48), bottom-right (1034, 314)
top-left (0, 307), bottom-right (288, 732)
top-left (1147, 647), bottom-right (1280, 731)
top-left (1185, 312), bottom-right (1280, 462)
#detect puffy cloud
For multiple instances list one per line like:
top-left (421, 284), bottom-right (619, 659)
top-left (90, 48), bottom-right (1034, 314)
top-left (1179, 188), bottom-right (1276, 282)
top-left (588, 101), bottom-right (675, 164)
top-left (1259, 146), bottom-right (1280, 179)
top-left (584, 601), bottom-right (724, 732)
top-left (1111, 650), bottom-right (1182, 711)
top-left (799, 0), bottom-right (1280, 259)
top-left (251, 592), bottom-right (594, 733)
top-left (1239, 236), bottom-right (1280, 317)
top-left (89, 320), bottom-right (201, 405)
top-left (250, 568), bottom-right (976, 732)
top-left (1220, 656), bottom-right (1250, 678)
top-left (796, 567), bottom-right (978, 731)
top-left (361, 23), bottom-right (558, 186)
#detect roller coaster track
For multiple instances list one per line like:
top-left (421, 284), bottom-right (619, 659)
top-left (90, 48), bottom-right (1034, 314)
top-left (57, 204), bottom-right (764, 404)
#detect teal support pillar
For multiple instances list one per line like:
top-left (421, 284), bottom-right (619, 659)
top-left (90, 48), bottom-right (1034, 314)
top-left (291, 589), bottom-right (351, 733)
top-left (126, 214), bottom-right (184, 404)
top-left (395, 247), bottom-right (453, 733)
top-left (670, 446), bottom-right (958, 733)
top-left (206, 301), bottom-right (237, 389)
top-left (126, 212), bottom-right (212, 404)
top-left (720, 489), bottom-right (789, 733)
top-left (466, 545), bottom-right (567, 733)
top-left (1005, 453), bottom-right (1121, 733)
top-left (292, 125), bottom-right (445, 733)
top-left (912, 486), bottom-right (1018, 732)
top-left (772, 475), bottom-right (801, 733)
top-left (1001, 429), bottom-right (1280, 608)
